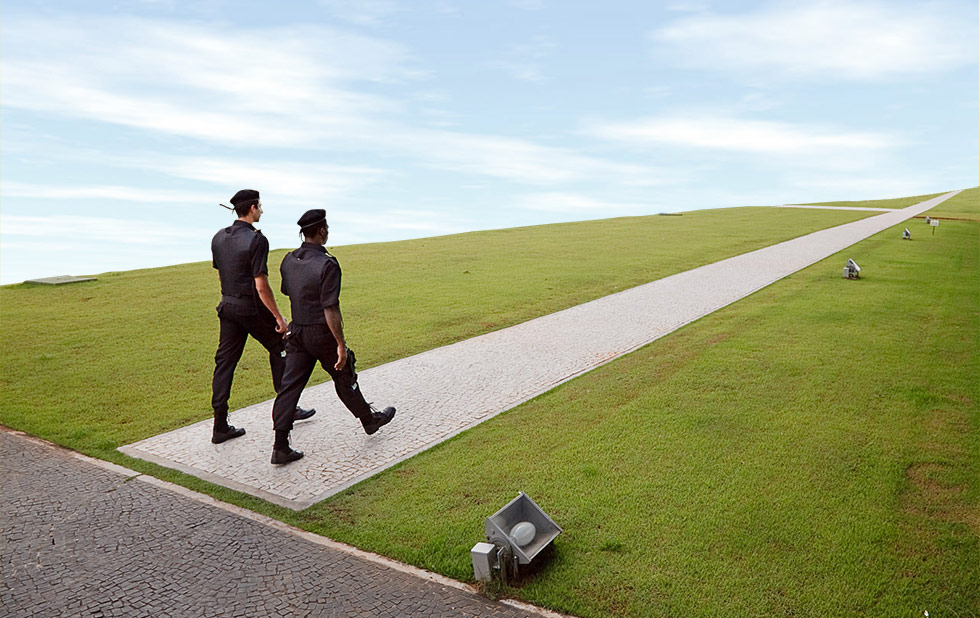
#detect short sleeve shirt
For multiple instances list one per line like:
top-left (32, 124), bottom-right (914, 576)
top-left (320, 251), bottom-right (341, 308)
top-left (245, 222), bottom-right (270, 278)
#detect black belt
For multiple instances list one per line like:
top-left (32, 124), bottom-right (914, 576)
top-left (289, 321), bottom-right (328, 328)
top-left (220, 295), bottom-right (255, 307)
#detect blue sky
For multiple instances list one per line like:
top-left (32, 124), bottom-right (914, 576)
top-left (2, 0), bottom-right (977, 284)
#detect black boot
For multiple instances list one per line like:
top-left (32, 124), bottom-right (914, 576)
top-left (212, 421), bottom-right (246, 444)
top-left (271, 429), bottom-right (303, 465)
top-left (361, 406), bottom-right (396, 435)
top-left (293, 406), bottom-right (316, 421)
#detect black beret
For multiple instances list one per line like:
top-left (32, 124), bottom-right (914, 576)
top-left (230, 189), bottom-right (260, 206)
top-left (297, 209), bottom-right (327, 228)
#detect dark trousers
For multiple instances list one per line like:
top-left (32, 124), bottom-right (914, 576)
top-left (211, 303), bottom-right (285, 418)
top-left (271, 323), bottom-right (372, 431)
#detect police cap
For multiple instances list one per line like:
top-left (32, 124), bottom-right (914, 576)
top-left (230, 189), bottom-right (260, 207)
top-left (297, 209), bottom-right (327, 228)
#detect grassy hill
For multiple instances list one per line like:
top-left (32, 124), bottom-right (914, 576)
top-left (2, 188), bottom-right (977, 617)
top-left (1, 205), bottom-right (879, 454)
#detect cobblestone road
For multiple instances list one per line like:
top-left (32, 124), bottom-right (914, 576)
top-left (120, 192), bottom-right (960, 509)
top-left (0, 430), bottom-right (559, 618)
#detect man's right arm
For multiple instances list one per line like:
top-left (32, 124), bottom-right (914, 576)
top-left (255, 275), bottom-right (287, 334)
top-left (323, 305), bottom-right (347, 371)
top-left (250, 233), bottom-right (286, 334)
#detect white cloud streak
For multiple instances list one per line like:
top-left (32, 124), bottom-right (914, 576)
top-left (651, 0), bottom-right (976, 80)
top-left (1, 14), bottom-right (663, 188)
top-left (2, 17), bottom-right (408, 147)
top-left (584, 115), bottom-right (896, 154)
top-left (129, 157), bottom-right (388, 205)
top-left (386, 129), bottom-right (668, 185)
top-left (2, 182), bottom-right (215, 204)
top-left (2, 214), bottom-right (206, 244)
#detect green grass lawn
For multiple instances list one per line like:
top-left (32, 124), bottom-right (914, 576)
top-left (802, 191), bottom-right (946, 210)
top-left (301, 210), bottom-right (979, 617)
top-left (1, 191), bottom-right (976, 616)
top-left (801, 186), bottom-right (979, 222)
top-left (923, 186), bottom-right (980, 221)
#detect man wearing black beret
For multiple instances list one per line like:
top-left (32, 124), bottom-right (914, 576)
top-left (210, 190), bottom-right (315, 445)
top-left (269, 208), bottom-right (396, 464)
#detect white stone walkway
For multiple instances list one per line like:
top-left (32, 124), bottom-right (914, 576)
top-left (120, 192), bottom-right (959, 510)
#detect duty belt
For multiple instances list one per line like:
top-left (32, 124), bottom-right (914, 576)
top-left (220, 294), bottom-right (255, 307)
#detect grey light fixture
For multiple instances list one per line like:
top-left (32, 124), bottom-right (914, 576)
top-left (471, 492), bottom-right (562, 583)
top-left (903, 228), bottom-right (911, 240)
top-left (843, 258), bottom-right (861, 279)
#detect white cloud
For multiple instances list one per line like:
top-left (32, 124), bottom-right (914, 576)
top-left (389, 129), bottom-right (670, 185)
top-left (126, 156), bottom-right (389, 206)
top-left (584, 115), bottom-right (896, 154)
top-left (650, 0), bottom-right (976, 80)
top-left (2, 16), bottom-right (413, 147)
top-left (1, 14), bottom-right (661, 188)
top-left (2, 214), bottom-right (206, 244)
top-left (0, 215), bottom-right (215, 283)
top-left (2, 182), bottom-right (214, 204)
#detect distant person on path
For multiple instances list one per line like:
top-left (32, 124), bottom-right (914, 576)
top-left (210, 189), bottom-right (315, 444)
top-left (268, 209), bottom-right (396, 465)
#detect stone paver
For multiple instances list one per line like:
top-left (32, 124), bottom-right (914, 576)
top-left (120, 191), bottom-right (960, 509)
top-left (0, 430), bottom-right (561, 618)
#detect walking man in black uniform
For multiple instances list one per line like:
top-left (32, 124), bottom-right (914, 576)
top-left (211, 189), bottom-right (315, 444)
top-left (269, 209), bottom-right (396, 464)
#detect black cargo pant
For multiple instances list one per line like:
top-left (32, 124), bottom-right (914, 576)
top-left (211, 302), bottom-right (285, 418)
top-left (271, 323), bottom-right (372, 431)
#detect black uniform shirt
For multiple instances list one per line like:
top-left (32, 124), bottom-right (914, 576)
top-left (280, 242), bottom-right (341, 325)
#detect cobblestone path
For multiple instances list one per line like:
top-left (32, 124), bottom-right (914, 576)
top-left (0, 430), bottom-right (559, 618)
top-left (120, 192), bottom-right (960, 509)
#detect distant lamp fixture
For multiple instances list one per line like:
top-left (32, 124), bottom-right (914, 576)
top-left (471, 492), bottom-right (562, 584)
top-left (925, 216), bottom-right (932, 224)
top-left (843, 258), bottom-right (861, 279)
top-left (902, 228), bottom-right (911, 240)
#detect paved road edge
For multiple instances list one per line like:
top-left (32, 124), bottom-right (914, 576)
top-left (0, 426), bottom-right (575, 618)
